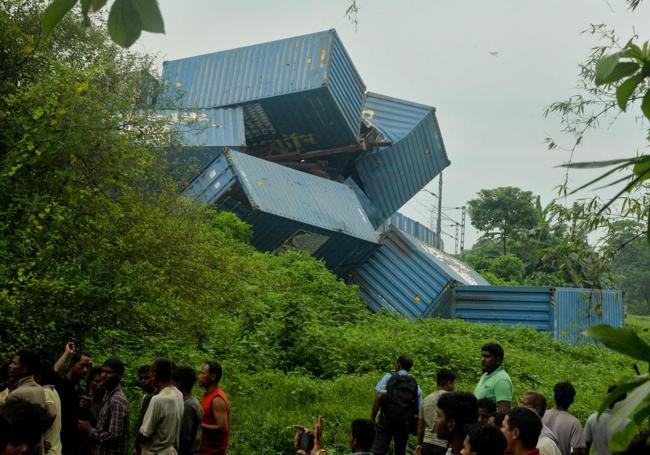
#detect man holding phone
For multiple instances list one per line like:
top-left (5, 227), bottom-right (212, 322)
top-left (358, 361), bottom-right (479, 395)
top-left (53, 342), bottom-right (92, 455)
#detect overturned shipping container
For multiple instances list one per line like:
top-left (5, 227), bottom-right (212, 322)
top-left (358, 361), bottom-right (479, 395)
top-left (161, 30), bottom-right (366, 155)
top-left (353, 93), bottom-right (450, 226)
top-left (350, 226), bottom-right (488, 319)
top-left (184, 149), bottom-right (379, 275)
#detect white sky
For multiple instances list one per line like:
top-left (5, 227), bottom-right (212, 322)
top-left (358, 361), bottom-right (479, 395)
top-left (135, 0), bottom-right (650, 251)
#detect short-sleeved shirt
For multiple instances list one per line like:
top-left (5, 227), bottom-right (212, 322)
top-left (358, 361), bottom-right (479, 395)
top-left (542, 409), bottom-right (586, 455)
top-left (583, 410), bottom-right (629, 455)
top-left (374, 370), bottom-right (423, 408)
top-left (537, 435), bottom-right (561, 455)
top-left (140, 386), bottom-right (184, 455)
top-left (8, 375), bottom-right (46, 406)
top-left (419, 390), bottom-right (447, 447)
top-left (44, 386), bottom-right (63, 455)
top-left (179, 397), bottom-right (202, 455)
top-left (473, 366), bottom-right (512, 403)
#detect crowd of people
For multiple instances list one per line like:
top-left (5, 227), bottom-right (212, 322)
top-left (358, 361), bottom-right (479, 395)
top-left (0, 343), bottom-right (229, 455)
top-left (292, 343), bottom-right (650, 455)
top-left (1, 342), bottom-right (649, 455)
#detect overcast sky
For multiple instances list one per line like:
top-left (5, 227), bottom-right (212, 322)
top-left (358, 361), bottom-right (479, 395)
top-left (135, 0), bottom-right (650, 251)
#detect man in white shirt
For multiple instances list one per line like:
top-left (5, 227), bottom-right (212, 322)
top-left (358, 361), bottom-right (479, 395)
top-left (583, 385), bottom-right (629, 455)
top-left (134, 359), bottom-right (184, 455)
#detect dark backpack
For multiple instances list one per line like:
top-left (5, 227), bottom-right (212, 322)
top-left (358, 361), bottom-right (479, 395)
top-left (380, 373), bottom-right (419, 427)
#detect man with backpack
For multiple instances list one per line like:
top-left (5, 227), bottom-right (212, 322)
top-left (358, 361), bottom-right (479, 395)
top-left (370, 355), bottom-right (422, 455)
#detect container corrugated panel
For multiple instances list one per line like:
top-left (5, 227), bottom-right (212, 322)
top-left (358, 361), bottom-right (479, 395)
top-left (451, 285), bottom-right (554, 331)
top-left (350, 227), bottom-right (488, 319)
top-left (183, 148), bottom-right (378, 275)
top-left (354, 93), bottom-right (451, 223)
top-left (553, 288), bottom-right (624, 345)
top-left (377, 212), bottom-right (439, 247)
top-left (164, 107), bottom-right (245, 184)
top-left (164, 107), bottom-right (246, 148)
top-left (161, 29), bottom-right (365, 151)
top-left (227, 151), bottom-right (377, 243)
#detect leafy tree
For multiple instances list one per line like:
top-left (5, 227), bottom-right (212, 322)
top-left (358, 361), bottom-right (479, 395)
top-left (467, 187), bottom-right (540, 254)
top-left (42, 0), bottom-right (164, 47)
top-left (0, 0), bottom-right (235, 355)
top-left (461, 199), bottom-right (610, 288)
top-left (607, 221), bottom-right (650, 314)
top-left (489, 254), bottom-right (525, 282)
top-left (550, 1), bottom-right (650, 450)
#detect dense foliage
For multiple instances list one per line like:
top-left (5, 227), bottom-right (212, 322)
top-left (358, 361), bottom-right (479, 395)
top-left (461, 189), bottom-right (611, 288)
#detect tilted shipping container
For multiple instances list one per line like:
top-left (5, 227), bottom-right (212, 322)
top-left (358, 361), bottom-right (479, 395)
top-left (349, 226), bottom-right (488, 319)
top-left (183, 149), bottom-right (379, 275)
top-left (353, 93), bottom-right (450, 225)
top-left (161, 30), bottom-right (366, 153)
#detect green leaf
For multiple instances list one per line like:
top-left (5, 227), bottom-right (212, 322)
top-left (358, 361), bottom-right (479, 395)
top-left (610, 421), bottom-right (640, 452)
top-left (80, 0), bottom-right (92, 26)
top-left (80, 0), bottom-right (91, 14)
top-left (633, 156), bottom-right (650, 180)
top-left (558, 158), bottom-right (636, 169)
top-left (642, 90), bottom-right (650, 120)
top-left (583, 325), bottom-right (650, 362)
top-left (608, 379), bottom-right (650, 431)
top-left (108, 0), bottom-right (142, 48)
top-left (617, 74), bottom-right (644, 111)
top-left (42, 0), bottom-right (78, 34)
top-left (599, 376), bottom-right (649, 412)
top-left (132, 0), bottom-right (165, 33)
top-left (595, 62), bottom-right (639, 85)
top-left (623, 43), bottom-right (644, 60)
top-left (595, 52), bottom-right (622, 85)
top-left (91, 0), bottom-right (108, 11)
top-left (631, 403), bottom-right (650, 426)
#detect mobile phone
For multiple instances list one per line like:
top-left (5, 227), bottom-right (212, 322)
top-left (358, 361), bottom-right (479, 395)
top-left (299, 430), bottom-right (314, 452)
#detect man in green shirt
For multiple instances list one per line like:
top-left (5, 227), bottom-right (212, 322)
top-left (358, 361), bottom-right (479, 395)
top-left (473, 343), bottom-right (512, 411)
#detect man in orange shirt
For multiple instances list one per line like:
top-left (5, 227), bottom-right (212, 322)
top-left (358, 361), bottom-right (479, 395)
top-left (197, 361), bottom-right (230, 455)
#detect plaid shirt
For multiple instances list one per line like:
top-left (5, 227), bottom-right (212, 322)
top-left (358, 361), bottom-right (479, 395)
top-left (89, 385), bottom-right (129, 455)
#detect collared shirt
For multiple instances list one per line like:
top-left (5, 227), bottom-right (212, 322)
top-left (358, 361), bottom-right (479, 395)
top-left (541, 424), bottom-right (559, 446)
top-left (419, 390), bottom-right (447, 447)
top-left (44, 386), bottom-right (63, 455)
top-left (583, 409), bottom-right (629, 455)
top-left (8, 375), bottom-right (46, 406)
top-left (141, 386), bottom-right (184, 455)
top-left (473, 366), bottom-right (512, 403)
top-left (542, 409), bottom-right (586, 455)
top-left (374, 370), bottom-right (423, 408)
top-left (89, 385), bottom-right (129, 455)
top-left (537, 435), bottom-right (561, 455)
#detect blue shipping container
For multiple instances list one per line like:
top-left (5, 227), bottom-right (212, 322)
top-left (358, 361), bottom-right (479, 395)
top-left (377, 212), bottom-right (440, 248)
top-left (350, 226), bottom-right (488, 319)
top-left (183, 148), bottom-right (378, 275)
top-left (162, 30), bottom-right (366, 152)
top-left (354, 93), bottom-right (451, 225)
top-left (433, 284), bottom-right (624, 345)
top-left (553, 287), bottom-right (624, 345)
top-left (163, 107), bottom-right (246, 184)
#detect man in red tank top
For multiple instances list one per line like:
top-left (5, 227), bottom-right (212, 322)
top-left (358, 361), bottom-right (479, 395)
top-left (197, 361), bottom-right (230, 455)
